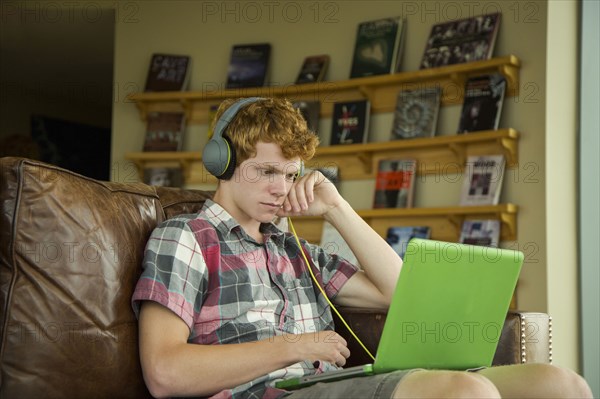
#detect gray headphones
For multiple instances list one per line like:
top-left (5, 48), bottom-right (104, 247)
top-left (202, 97), bottom-right (264, 180)
top-left (202, 97), bottom-right (305, 180)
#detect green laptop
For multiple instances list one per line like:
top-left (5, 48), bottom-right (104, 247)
top-left (275, 238), bottom-right (523, 390)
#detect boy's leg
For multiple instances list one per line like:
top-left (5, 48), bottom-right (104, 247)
top-left (391, 369), bottom-right (500, 398)
top-left (477, 363), bottom-right (593, 398)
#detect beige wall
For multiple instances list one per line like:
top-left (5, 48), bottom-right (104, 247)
top-left (112, 0), bottom-right (580, 370)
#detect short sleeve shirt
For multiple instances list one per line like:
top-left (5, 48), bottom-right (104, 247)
top-left (132, 200), bottom-right (359, 399)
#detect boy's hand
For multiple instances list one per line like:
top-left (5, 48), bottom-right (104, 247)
top-left (278, 170), bottom-right (343, 218)
top-left (281, 331), bottom-right (350, 367)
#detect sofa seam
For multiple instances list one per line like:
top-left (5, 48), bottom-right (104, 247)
top-left (0, 158), bottom-right (24, 385)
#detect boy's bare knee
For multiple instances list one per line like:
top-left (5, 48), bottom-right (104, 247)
top-left (531, 364), bottom-right (593, 398)
top-left (392, 370), bottom-right (501, 399)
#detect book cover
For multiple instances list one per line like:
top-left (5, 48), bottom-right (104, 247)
top-left (144, 54), bottom-right (191, 92)
top-left (459, 219), bottom-right (501, 247)
top-left (320, 221), bottom-right (359, 267)
top-left (226, 43), bottom-right (271, 89)
top-left (292, 100), bottom-right (320, 134)
top-left (350, 17), bottom-right (407, 78)
top-left (143, 167), bottom-right (184, 187)
top-left (386, 226), bottom-right (431, 258)
top-left (459, 154), bottom-right (506, 206)
top-left (330, 100), bottom-right (371, 145)
top-left (373, 159), bottom-right (417, 208)
top-left (295, 55), bottom-right (330, 84)
top-left (391, 86), bottom-right (442, 139)
top-left (419, 12), bottom-right (501, 69)
top-left (143, 112), bottom-right (186, 152)
top-left (457, 74), bottom-right (506, 133)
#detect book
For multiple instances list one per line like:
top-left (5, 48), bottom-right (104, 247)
top-left (457, 74), bottom-right (506, 133)
top-left (295, 55), bottom-right (330, 84)
top-left (292, 101), bottom-right (320, 134)
top-left (419, 12), bottom-right (501, 69)
top-left (386, 226), bottom-right (431, 258)
top-left (143, 167), bottom-right (184, 187)
top-left (320, 221), bottom-right (359, 267)
top-left (373, 159), bottom-right (417, 208)
top-left (459, 155), bottom-right (506, 206)
top-left (330, 99), bottom-right (371, 145)
top-left (226, 43), bottom-right (271, 89)
top-left (142, 112), bottom-right (186, 152)
top-left (350, 17), bottom-right (406, 78)
top-left (391, 86), bottom-right (442, 139)
top-left (144, 54), bottom-right (191, 92)
top-left (459, 219), bottom-right (501, 247)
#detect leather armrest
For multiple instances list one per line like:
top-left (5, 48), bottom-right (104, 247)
top-left (334, 307), bottom-right (552, 368)
top-left (492, 311), bottom-right (552, 365)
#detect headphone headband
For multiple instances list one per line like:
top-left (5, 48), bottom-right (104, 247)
top-left (203, 97), bottom-right (264, 180)
top-left (212, 97), bottom-right (264, 141)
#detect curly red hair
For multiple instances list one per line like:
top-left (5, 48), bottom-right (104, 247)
top-left (209, 97), bottom-right (320, 165)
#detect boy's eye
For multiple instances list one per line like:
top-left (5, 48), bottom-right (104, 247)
top-left (286, 173), bottom-right (297, 182)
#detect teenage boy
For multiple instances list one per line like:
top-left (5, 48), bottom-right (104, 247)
top-left (132, 97), bottom-right (591, 399)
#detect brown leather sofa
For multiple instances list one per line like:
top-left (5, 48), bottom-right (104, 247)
top-left (0, 157), bottom-right (551, 398)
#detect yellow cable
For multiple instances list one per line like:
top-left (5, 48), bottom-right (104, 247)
top-left (287, 217), bottom-right (376, 362)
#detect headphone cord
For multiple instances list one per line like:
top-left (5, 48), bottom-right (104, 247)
top-left (287, 217), bottom-right (376, 362)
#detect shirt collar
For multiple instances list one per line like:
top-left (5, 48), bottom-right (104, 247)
top-left (201, 199), bottom-right (287, 245)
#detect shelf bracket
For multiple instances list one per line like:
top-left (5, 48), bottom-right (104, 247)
top-left (448, 142), bottom-right (467, 167)
top-left (179, 159), bottom-right (193, 181)
top-left (357, 151), bottom-right (373, 174)
top-left (181, 99), bottom-right (194, 122)
top-left (499, 137), bottom-right (518, 167)
top-left (498, 64), bottom-right (519, 97)
top-left (447, 72), bottom-right (467, 103)
top-left (499, 211), bottom-right (517, 241)
top-left (136, 101), bottom-right (149, 122)
top-left (358, 85), bottom-right (376, 106)
top-left (448, 214), bottom-right (464, 236)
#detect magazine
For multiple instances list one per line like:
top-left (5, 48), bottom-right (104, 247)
top-left (386, 226), bottom-right (431, 258)
top-left (420, 13), bottom-right (501, 69)
top-left (458, 74), bottom-right (506, 133)
top-left (373, 159), bottom-right (417, 208)
top-left (459, 155), bottom-right (506, 206)
top-left (330, 100), bottom-right (370, 145)
top-left (391, 87), bottom-right (441, 139)
top-left (459, 219), bottom-right (501, 247)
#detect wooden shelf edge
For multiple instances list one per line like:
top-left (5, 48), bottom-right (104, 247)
top-left (315, 129), bottom-right (518, 156)
top-left (127, 55), bottom-right (521, 123)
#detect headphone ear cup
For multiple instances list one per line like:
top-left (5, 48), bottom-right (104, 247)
top-left (218, 136), bottom-right (236, 180)
top-left (202, 135), bottom-right (235, 179)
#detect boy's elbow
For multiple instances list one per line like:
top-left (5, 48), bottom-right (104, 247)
top-left (142, 359), bottom-right (177, 398)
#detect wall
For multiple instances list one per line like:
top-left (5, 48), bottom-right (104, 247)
top-left (111, 0), bottom-right (580, 371)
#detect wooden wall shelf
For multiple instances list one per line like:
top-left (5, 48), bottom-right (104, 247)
top-left (127, 55), bottom-right (520, 124)
top-left (308, 129), bottom-right (519, 179)
top-left (289, 204), bottom-right (518, 244)
top-left (127, 55), bottom-right (522, 248)
top-left (126, 129), bottom-right (519, 183)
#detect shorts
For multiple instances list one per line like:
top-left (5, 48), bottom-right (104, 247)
top-left (282, 369), bottom-right (418, 399)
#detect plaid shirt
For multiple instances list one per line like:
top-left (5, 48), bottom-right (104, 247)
top-left (132, 200), bottom-right (358, 399)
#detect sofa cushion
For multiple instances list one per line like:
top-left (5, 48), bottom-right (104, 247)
top-left (0, 158), bottom-right (160, 398)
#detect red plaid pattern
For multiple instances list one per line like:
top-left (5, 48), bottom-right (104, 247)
top-left (132, 200), bottom-right (358, 398)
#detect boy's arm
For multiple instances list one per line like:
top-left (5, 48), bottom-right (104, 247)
top-left (138, 301), bottom-right (350, 398)
top-left (280, 171), bottom-right (402, 309)
top-left (323, 200), bottom-right (402, 309)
